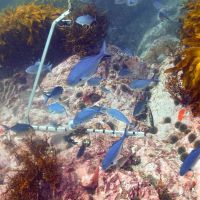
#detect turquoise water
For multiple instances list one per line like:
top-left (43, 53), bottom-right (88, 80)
top-left (0, 0), bottom-right (182, 69)
top-left (0, 0), bottom-right (181, 51)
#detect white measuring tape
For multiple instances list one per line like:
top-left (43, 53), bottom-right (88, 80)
top-left (87, 128), bottom-right (145, 137)
top-left (31, 125), bottom-right (145, 137)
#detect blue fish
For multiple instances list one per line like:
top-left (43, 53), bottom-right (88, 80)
top-left (71, 106), bottom-right (104, 128)
top-left (180, 147), bottom-right (200, 176)
top-left (87, 76), bottom-right (103, 86)
top-left (102, 126), bottom-right (128, 170)
top-left (2, 123), bottom-right (34, 134)
top-left (129, 78), bottom-right (157, 89)
top-left (67, 41), bottom-right (109, 86)
top-left (47, 102), bottom-right (66, 114)
top-left (118, 67), bottom-right (131, 77)
top-left (133, 100), bottom-right (147, 116)
top-left (77, 145), bottom-right (86, 158)
top-left (75, 14), bottom-right (95, 26)
top-left (43, 86), bottom-right (63, 104)
top-left (25, 60), bottom-right (52, 75)
top-left (77, 139), bottom-right (91, 158)
top-left (105, 108), bottom-right (130, 124)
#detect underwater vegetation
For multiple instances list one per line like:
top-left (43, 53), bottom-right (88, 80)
top-left (63, 4), bottom-right (107, 57)
top-left (3, 136), bottom-right (61, 200)
top-left (0, 3), bottom-right (63, 68)
top-left (128, 175), bottom-right (173, 200)
top-left (165, 0), bottom-right (200, 116)
top-left (155, 178), bottom-right (173, 200)
top-left (0, 2), bottom-right (107, 71)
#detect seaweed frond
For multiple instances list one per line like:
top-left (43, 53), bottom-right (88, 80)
top-left (62, 4), bottom-right (108, 57)
top-left (155, 177), bottom-right (173, 200)
top-left (0, 2), bottom-right (107, 70)
top-left (4, 136), bottom-right (61, 200)
top-left (165, 0), bottom-right (200, 116)
top-left (0, 2), bottom-right (63, 68)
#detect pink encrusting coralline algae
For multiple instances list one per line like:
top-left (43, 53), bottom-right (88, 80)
top-left (0, 43), bottom-right (200, 199)
top-left (52, 133), bottom-right (199, 199)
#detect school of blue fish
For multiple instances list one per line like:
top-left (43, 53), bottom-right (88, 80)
top-left (3, 1), bottom-right (198, 176)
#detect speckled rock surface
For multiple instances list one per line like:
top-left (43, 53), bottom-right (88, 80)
top-left (0, 44), bottom-right (200, 199)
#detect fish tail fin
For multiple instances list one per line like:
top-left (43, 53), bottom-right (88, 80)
top-left (130, 122), bottom-right (136, 127)
top-left (43, 93), bottom-right (49, 104)
top-left (94, 15), bottom-right (97, 22)
top-left (124, 125), bottom-right (129, 138)
top-left (68, 119), bottom-right (76, 130)
top-left (153, 78), bottom-right (159, 82)
top-left (100, 41), bottom-right (110, 56)
top-left (47, 63), bottom-right (53, 72)
top-left (1, 125), bottom-right (9, 131)
top-left (99, 106), bottom-right (107, 114)
top-left (151, 72), bottom-right (159, 82)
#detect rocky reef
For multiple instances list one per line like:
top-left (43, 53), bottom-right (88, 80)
top-left (0, 0), bottom-right (200, 199)
top-left (0, 41), bottom-right (200, 199)
top-left (0, 124), bottom-right (200, 199)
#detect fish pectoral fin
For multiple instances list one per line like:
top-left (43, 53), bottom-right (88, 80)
top-left (121, 144), bottom-right (124, 151)
top-left (119, 143), bottom-right (123, 153)
top-left (112, 147), bottom-right (123, 166)
top-left (111, 155), bottom-right (124, 167)
top-left (111, 159), bottom-right (118, 166)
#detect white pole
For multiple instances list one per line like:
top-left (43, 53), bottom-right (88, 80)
top-left (24, 1), bottom-right (72, 123)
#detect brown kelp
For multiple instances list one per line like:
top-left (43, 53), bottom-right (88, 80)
top-left (3, 136), bottom-right (61, 200)
top-left (165, 0), bottom-right (200, 116)
top-left (0, 3), bottom-right (63, 68)
top-left (0, 2), bottom-right (107, 71)
top-left (63, 4), bottom-right (108, 57)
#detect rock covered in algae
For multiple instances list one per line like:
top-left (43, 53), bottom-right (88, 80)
top-left (0, 3), bottom-right (107, 70)
top-left (1, 136), bottom-right (62, 200)
top-left (39, 44), bottom-right (151, 130)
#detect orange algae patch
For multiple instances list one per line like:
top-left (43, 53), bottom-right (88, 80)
top-left (178, 108), bottom-right (186, 122)
top-left (165, 0), bottom-right (200, 116)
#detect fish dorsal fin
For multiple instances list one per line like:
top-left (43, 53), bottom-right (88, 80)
top-left (79, 54), bottom-right (98, 62)
top-left (100, 41), bottom-right (110, 56)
